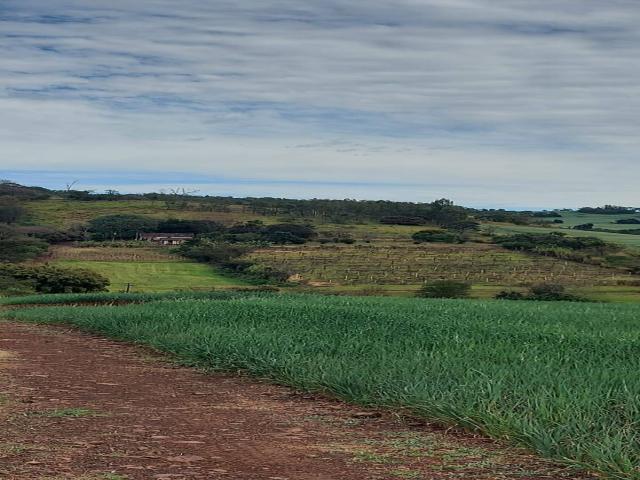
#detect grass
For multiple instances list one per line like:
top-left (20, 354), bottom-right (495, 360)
top-left (557, 211), bottom-right (640, 231)
top-left (51, 260), bottom-right (248, 292)
top-left (22, 199), bottom-right (263, 229)
top-left (0, 289), bottom-right (272, 306)
top-left (5, 293), bottom-right (640, 479)
top-left (35, 407), bottom-right (101, 418)
top-left (486, 223), bottom-right (640, 249)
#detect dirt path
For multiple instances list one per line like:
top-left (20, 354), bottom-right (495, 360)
top-left (0, 321), bottom-right (595, 480)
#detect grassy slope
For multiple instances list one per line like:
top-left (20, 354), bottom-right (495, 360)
top-left (23, 199), bottom-right (262, 228)
top-left (486, 223), bottom-right (640, 249)
top-left (6, 293), bottom-right (640, 479)
top-left (20, 198), bottom-right (640, 300)
top-left (558, 211), bottom-right (640, 230)
top-left (53, 260), bottom-right (247, 292)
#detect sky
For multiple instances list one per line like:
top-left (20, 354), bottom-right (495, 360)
top-left (1, 0), bottom-right (639, 209)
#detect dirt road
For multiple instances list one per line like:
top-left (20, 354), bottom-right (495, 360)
top-left (0, 321), bottom-right (594, 480)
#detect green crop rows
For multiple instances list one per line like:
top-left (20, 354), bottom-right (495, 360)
top-left (6, 293), bottom-right (640, 479)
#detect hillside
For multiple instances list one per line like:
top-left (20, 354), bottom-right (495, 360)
top-left (1, 184), bottom-right (639, 301)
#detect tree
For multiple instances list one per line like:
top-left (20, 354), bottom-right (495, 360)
top-left (157, 219), bottom-right (225, 235)
top-left (87, 215), bottom-right (158, 241)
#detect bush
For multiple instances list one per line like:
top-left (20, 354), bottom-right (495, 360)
top-left (380, 216), bottom-right (426, 226)
top-left (412, 230), bottom-right (461, 244)
top-left (616, 218), bottom-right (640, 225)
top-left (0, 264), bottom-right (109, 294)
top-left (0, 196), bottom-right (25, 224)
top-left (177, 239), bottom-right (253, 264)
top-left (0, 225), bottom-right (49, 263)
top-left (494, 233), bottom-right (610, 254)
top-left (16, 226), bottom-right (85, 244)
top-left (573, 223), bottom-right (594, 231)
top-left (495, 290), bottom-right (526, 300)
top-left (417, 281), bottom-right (471, 299)
top-left (529, 283), bottom-right (571, 301)
top-left (0, 274), bottom-right (36, 296)
top-left (262, 231), bottom-right (306, 244)
top-left (495, 283), bottom-right (585, 302)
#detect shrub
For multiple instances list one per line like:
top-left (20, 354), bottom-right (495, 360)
top-left (496, 283), bottom-right (585, 302)
top-left (16, 226), bottom-right (85, 244)
top-left (380, 216), bottom-right (426, 226)
top-left (417, 281), bottom-right (471, 299)
top-left (0, 225), bottom-right (49, 263)
top-left (495, 290), bottom-right (526, 300)
top-left (177, 239), bottom-right (253, 264)
top-left (573, 223), bottom-right (594, 231)
top-left (0, 274), bottom-right (36, 296)
top-left (0, 196), bottom-right (25, 224)
top-left (412, 230), bottom-right (461, 244)
top-left (529, 283), bottom-right (571, 301)
top-left (262, 231), bottom-right (306, 244)
top-left (0, 264), bottom-right (109, 294)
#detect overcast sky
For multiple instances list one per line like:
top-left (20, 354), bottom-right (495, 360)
top-left (1, 0), bottom-right (639, 208)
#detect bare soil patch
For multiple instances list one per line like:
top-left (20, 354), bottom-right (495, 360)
top-left (0, 321), bottom-right (596, 480)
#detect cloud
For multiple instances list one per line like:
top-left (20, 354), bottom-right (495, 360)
top-left (0, 0), bottom-right (639, 207)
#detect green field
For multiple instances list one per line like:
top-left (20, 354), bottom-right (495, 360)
top-left (53, 260), bottom-right (247, 292)
top-left (487, 223), bottom-right (640, 249)
top-left (558, 211), bottom-right (640, 231)
top-left (6, 293), bottom-right (640, 479)
top-left (22, 199), bottom-right (263, 229)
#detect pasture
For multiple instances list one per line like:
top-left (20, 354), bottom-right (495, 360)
top-left (6, 293), bottom-right (640, 479)
top-left (486, 223), bottom-right (640, 249)
top-left (43, 245), bottom-right (247, 292)
top-left (558, 211), bottom-right (640, 231)
top-left (22, 199), bottom-right (263, 229)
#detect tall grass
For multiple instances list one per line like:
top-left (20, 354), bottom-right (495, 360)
top-left (0, 289), bottom-right (273, 306)
top-left (6, 294), bottom-right (640, 478)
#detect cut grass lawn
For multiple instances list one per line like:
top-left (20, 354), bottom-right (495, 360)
top-left (52, 260), bottom-right (248, 292)
top-left (6, 292), bottom-right (640, 479)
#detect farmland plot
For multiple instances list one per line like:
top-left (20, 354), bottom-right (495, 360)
top-left (7, 293), bottom-right (640, 479)
top-left (247, 243), bottom-right (636, 287)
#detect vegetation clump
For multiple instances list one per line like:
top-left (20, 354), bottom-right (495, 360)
top-left (412, 230), bottom-right (462, 244)
top-left (616, 218), bottom-right (640, 225)
top-left (416, 280), bottom-right (471, 298)
top-left (496, 283), bottom-right (585, 302)
top-left (0, 225), bottom-right (49, 263)
top-left (87, 214), bottom-right (158, 241)
top-left (0, 264), bottom-right (109, 294)
top-left (578, 205), bottom-right (637, 215)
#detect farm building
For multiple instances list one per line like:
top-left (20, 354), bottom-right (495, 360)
top-left (139, 233), bottom-right (194, 245)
